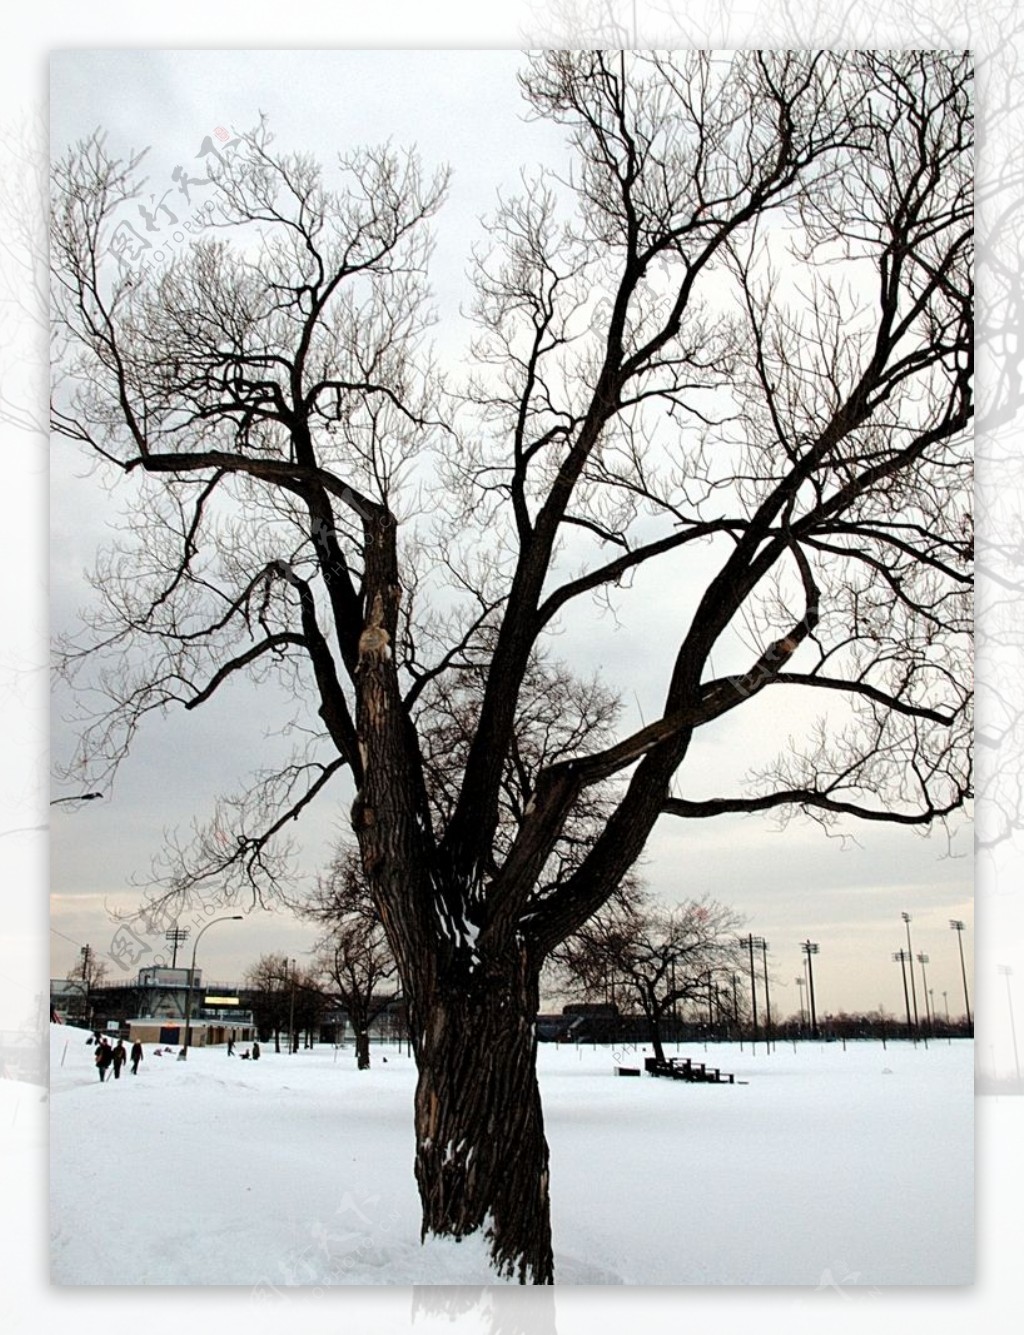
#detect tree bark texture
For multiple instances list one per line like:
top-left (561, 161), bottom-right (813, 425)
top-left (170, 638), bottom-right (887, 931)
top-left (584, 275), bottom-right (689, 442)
top-left (354, 1028), bottom-right (371, 1071)
top-left (411, 962), bottom-right (554, 1285)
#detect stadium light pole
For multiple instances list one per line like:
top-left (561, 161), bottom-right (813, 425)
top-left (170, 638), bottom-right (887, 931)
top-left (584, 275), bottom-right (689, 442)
top-left (759, 939), bottom-right (773, 1054)
top-left (901, 913), bottom-right (920, 1032)
top-left (801, 941), bottom-right (820, 1039)
top-left (165, 925), bottom-right (190, 970)
top-left (739, 936), bottom-right (759, 1050)
top-left (893, 949), bottom-right (915, 1044)
top-left (998, 965), bottom-right (1021, 1082)
top-left (916, 953), bottom-right (933, 1041)
top-left (796, 976), bottom-right (807, 1035)
top-left (950, 920), bottom-right (972, 1034)
top-left (182, 915), bottom-right (243, 1059)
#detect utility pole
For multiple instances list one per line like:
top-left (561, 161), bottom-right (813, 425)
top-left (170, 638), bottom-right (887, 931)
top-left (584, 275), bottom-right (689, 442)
top-left (901, 913), bottom-right (920, 1032)
top-left (950, 920), bottom-right (972, 1034)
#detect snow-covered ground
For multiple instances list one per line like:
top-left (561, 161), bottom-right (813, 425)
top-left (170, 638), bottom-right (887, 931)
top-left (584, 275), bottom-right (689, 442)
top-left (49, 1024), bottom-right (972, 1288)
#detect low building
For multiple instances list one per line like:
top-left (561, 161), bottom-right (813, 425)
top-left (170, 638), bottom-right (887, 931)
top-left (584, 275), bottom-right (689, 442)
top-left (50, 969), bottom-right (254, 1046)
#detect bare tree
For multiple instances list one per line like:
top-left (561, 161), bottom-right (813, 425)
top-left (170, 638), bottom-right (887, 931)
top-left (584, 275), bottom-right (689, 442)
top-left (306, 845), bottom-right (399, 1069)
top-left (243, 952), bottom-right (293, 1053)
top-left (66, 944), bottom-right (110, 1030)
top-left (554, 893), bottom-right (744, 1062)
top-left (51, 52), bottom-right (972, 1282)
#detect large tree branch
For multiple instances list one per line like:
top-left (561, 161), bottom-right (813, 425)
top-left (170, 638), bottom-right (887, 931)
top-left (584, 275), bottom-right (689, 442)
top-left (661, 787), bottom-right (969, 824)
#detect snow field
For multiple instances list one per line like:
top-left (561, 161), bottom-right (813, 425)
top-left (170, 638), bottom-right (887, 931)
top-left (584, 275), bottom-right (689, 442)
top-left (49, 1026), bottom-right (972, 1287)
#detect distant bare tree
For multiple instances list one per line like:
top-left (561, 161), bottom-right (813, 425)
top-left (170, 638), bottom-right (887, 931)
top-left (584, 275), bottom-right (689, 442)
top-left (554, 893), bottom-right (744, 1062)
top-left (67, 944), bottom-right (110, 991)
top-left (306, 845), bottom-right (399, 1069)
top-left (243, 952), bottom-right (294, 1053)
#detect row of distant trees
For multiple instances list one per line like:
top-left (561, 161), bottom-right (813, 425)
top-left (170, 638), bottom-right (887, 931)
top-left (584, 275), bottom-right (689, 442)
top-left (244, 860), bottom-right (974, 1061)
top-left (68, 862), bottom-right (969, 1060)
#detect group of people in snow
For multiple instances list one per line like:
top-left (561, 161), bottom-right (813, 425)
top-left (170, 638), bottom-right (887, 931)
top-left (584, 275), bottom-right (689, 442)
top-left (91, 1032), bottom-right (260, 1077)
top-left (90, 1034), bottom-right (144, 1080)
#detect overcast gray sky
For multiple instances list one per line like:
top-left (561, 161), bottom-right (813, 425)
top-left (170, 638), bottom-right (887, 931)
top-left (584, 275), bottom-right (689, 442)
top-left (45, 46), bottom-right (978, 1019)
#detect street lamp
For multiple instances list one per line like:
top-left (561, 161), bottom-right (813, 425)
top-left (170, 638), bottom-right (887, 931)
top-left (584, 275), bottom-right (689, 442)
top-left (998, 965), bottom-right (1022, 1082)
top-left (801, 941), bottom-right (820, 1039)
top-left (901, 913), bottom-right (920, 1032)
top-left (950, 920), bottom-right (972, 1034)
top-left (795, 977), bottom-right (806, 1035)
top-left (182, 915), bottom-right (243, 1058)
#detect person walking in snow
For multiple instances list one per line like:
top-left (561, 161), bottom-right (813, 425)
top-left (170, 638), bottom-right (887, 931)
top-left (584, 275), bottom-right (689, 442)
top-left (227, 1035), bottom-right (235, 1056)
top-left (251, 1040), bottom-right (260, 1061)
top-left (111, 1039), bottom-right (128, 1079)
top-left (95, 1038), bottom-right (113, 1082)
top-left (130, 1040), bottom-right (144, 1075)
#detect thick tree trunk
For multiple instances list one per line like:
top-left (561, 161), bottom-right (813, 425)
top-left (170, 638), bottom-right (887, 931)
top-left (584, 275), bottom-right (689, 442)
top-left (646, 1010), bottom-right (666, 1066)
top-left (412, 971), bottom-right (554, 1284)
top-left (355, 1028), bottom-right (371, 1070)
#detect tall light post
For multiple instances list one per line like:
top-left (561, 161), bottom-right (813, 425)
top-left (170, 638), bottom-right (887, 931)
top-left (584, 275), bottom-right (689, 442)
top-left (289, 958), bottom-right (297, 1054)
top-left (801, 941), bottom-right (820, 1039)
top-left (79, 943), bottom-right (94, 1030)
top-left (758, 939), bottom-right (773, 1054)
top-left (165, 925), bottom-right (190, 970)
top-left (916, 953), bottom-right (932, 1040)
top-left (901, 913), bottom-right (920, 1032)
top-left (943, 990), bottom-right (951, 1044)
top-left (950, 920), bottom-right (972, 1034)
top-left (998, 965), bottom-right (1021, 1082)
top-left (182, 915), bottom-right (243, 1058)
top-left (893, 949), bottom-right (915, 1043)
top-left (739, 935), bottom-right (759, 1048)
top-left (795, 976), bottom-right (806, 1035)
